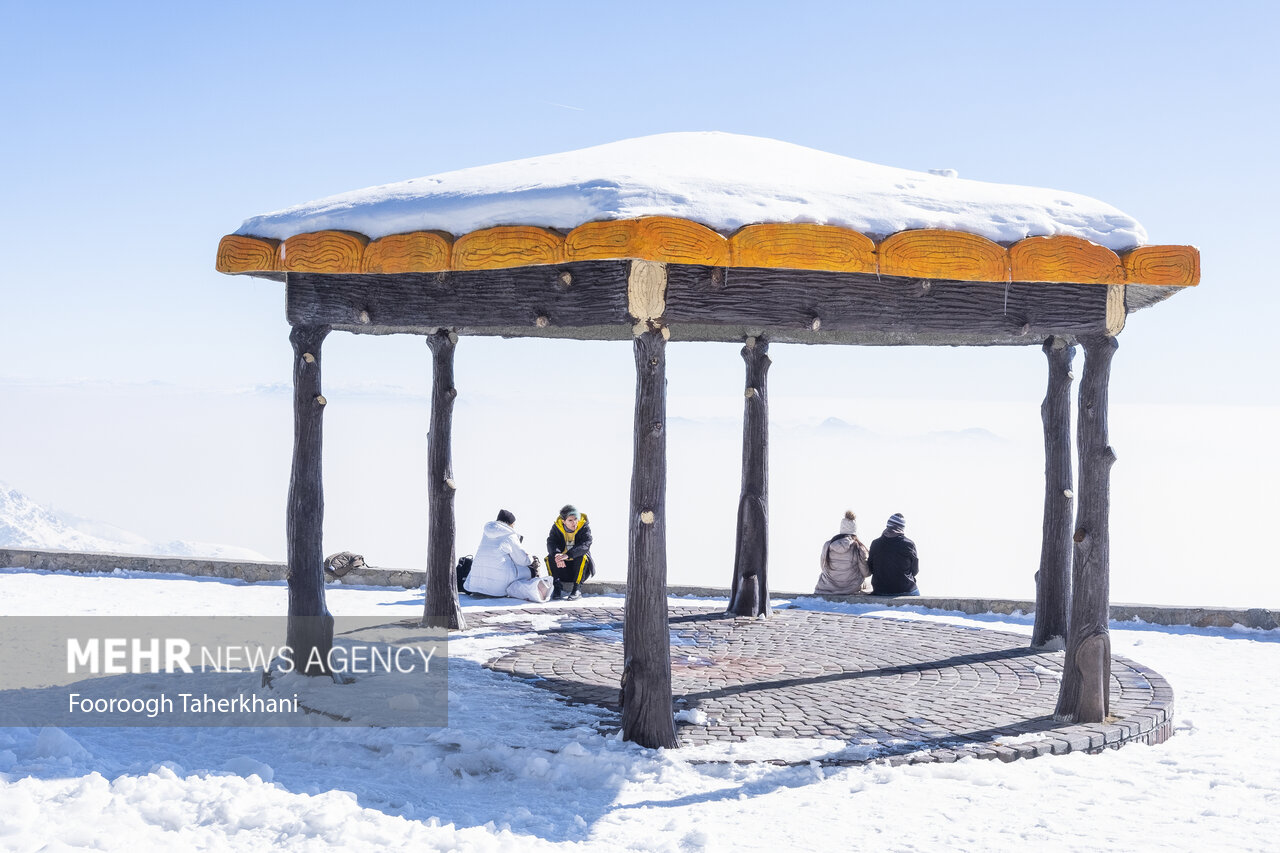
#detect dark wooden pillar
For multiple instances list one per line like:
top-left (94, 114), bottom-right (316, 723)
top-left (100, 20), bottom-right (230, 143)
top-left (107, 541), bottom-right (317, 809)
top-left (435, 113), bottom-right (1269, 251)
top-left (286, 324), bottom-right (334, 675)
top-left (622, 328), bottom-right (677, 748)
top-left (1055, 334), bottom-right (1117, 723)
top-left (422, 329), bottom-right (465, 631)
top-left (728, 335), bottom-right (771, 617)
top-left (1033, 336), bottom-right (1075, 648)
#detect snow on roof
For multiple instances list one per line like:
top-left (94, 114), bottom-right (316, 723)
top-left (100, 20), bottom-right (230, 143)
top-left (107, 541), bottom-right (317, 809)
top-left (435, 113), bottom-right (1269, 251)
top-left (233, 132), bottom-right (1147, 252)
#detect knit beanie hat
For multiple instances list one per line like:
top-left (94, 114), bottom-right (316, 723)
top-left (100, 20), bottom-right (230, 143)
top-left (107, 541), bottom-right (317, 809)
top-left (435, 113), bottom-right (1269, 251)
top-left (496, 509), bottom-right (516, 525)
top-left (839, 510), bottom-right (857, 535)
top-left (886, 512), bottom-right (906, 531)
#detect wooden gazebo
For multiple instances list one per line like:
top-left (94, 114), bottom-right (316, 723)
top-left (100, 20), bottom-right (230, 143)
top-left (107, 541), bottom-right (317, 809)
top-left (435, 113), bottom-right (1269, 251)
top-left (216, 133), bottom-right (1198, 747)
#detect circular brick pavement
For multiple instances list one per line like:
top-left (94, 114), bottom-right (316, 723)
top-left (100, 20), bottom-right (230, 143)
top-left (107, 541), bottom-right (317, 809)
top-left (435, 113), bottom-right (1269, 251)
top-left (474, 605), bottom-right (1174, 765)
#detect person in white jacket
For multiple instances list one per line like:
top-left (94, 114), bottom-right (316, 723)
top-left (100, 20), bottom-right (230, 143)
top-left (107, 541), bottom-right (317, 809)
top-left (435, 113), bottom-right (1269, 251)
top-left (464, 509), bottom-right (541, 597)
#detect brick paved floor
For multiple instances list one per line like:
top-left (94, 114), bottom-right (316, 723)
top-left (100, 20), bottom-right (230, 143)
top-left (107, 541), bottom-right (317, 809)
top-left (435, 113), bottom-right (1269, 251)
top-left (472, 605), bottom-right (1174, 765)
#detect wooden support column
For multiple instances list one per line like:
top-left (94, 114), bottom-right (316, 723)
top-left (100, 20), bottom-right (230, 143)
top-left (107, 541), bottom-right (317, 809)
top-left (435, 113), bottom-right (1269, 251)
top-left (422, 329), bottom-right (465, 631)
top-left (727, 335), bottom-right (771, 617)
top-left (1055, 334), bottom-right (1117, 723)
top-left (1032, 336), bottom-right (1075, 648)
top-left (622, 261), bottom-right (677, 748)
top-left (286, 324), bottom-right (334, 675)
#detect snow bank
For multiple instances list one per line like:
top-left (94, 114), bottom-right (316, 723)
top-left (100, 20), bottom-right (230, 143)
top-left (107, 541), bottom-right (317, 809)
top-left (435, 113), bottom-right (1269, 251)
top-left (234, 132), bottom-right (1147, 250)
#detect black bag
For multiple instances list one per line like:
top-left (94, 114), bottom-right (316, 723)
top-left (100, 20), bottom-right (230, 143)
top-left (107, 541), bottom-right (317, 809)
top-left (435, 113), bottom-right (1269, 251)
top-left (455, 555), bottom-right (474, 592)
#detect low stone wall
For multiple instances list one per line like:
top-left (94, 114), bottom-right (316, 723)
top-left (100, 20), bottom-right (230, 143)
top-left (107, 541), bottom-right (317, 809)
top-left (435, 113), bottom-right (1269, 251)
top-left (0, 547), bottom-right (420, 589)
top-left (3, 547), bottom-right (1276, 631)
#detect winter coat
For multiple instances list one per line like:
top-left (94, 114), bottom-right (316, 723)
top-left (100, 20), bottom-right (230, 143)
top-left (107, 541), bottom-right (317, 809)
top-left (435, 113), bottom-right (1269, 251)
top-left (546, 514), bottom-right (595, 584)
top-left (465, 520), bottom-right (536, 597)
top-left (867, 532), bottom-right (919, 595)
top-left (814, 534), bottom-right (870, 594)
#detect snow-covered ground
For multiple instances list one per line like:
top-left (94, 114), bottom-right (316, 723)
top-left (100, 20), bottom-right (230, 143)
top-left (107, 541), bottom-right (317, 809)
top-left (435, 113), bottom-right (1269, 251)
top-left (1, 569), bottom-right (1276, 852)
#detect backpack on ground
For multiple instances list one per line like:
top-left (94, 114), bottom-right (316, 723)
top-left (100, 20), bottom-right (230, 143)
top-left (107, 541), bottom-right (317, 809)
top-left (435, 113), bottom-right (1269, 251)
top-left (455, 555), bottom-right (474, 592)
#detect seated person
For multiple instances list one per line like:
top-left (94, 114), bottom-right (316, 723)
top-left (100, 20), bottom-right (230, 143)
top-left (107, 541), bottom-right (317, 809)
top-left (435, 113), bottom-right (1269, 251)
top-left (814, 510), bottom-right (870, 595)
top-left (464, 509), bottom-right (540, 597)
top-left (868, 512), bottom-right (920, 596)
top-left (546, 504), bottom-right (595, 600)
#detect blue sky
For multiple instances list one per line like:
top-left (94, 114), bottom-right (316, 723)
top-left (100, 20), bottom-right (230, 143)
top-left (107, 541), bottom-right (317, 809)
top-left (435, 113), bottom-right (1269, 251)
top-left (1, 2), bottom-right (1278, 582)
top-left (2, 1), bottom-right (1276, 402)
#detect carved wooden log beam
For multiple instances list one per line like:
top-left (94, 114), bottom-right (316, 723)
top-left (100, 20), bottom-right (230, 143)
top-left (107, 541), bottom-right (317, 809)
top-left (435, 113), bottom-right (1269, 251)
top-left (1032, 336), bottom-right (1075, 649)
top-left (621, 262), bottom-right (677, 749)
top-left (422, 329), bottom-right (465, 631)
top-left (284, 263), bottom-right (1136, 346)
top-left (286, 262), bottom-right (632, 334)
top-left (1055, 334), bottom-right (1117, 722)
top-left (728, 336), bottom-right (771, 618)
top-left (665, 267), bottom-right (1110, 341)
top-left (286, 324), bottom-right (335, 675)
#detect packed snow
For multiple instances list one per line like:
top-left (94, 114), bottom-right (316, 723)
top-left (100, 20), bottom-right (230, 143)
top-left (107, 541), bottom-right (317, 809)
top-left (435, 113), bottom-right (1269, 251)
top-left (1, 569), bottom-right (1276, 852)
top-left (233, 132), bottom-right (1148, 250)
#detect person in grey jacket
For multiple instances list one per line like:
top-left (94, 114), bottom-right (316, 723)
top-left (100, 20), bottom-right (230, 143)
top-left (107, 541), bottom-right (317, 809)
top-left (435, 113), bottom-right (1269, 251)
top-left (814, 510), bottom-right (870, 595)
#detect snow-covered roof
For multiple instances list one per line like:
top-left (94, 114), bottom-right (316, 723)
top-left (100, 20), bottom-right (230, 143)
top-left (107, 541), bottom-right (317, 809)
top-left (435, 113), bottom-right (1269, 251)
top-left (232, 132), bottom-right (1146, 250)
top-left (217, 132), bottom-right (1198, 288)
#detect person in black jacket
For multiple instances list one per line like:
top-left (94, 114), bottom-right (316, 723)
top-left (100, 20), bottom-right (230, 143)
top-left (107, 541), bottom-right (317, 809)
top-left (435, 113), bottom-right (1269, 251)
top-left (867, 512), bottom-right (920, 596)
top-left (546, 504), bottom-right (595, 600)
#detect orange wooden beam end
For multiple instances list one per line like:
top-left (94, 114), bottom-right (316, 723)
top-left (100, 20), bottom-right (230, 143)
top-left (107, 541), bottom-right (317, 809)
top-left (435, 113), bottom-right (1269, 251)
top-left (282, 231), bottom-right (368, 274)
top-left (878, 229), bottom-right (1009, 282)
top-left (218, 219), bottom-right (1201, 288)
top-left (1122, 245), bottom-right (1200, 286)
top-left (362, 231), bottom-right (453, 274)
top-left (216, 234), bottom-right (281, 274)
top-left (566, 217), bottom-right (729, 265)
top-left (729, 224), bottom-right (876, 273)
top-left (1010, 235), bottom-right (1124, 284)
top-left (452, 226), bottom-right (565, 270)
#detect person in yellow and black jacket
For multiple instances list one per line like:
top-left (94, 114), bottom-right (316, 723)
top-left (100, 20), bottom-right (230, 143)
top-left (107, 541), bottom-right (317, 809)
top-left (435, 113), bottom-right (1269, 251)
top-left (546, 504), bottom-right (595, 600)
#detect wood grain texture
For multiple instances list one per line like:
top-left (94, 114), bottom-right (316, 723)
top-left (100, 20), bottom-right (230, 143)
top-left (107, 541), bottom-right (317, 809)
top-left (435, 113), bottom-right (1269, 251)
top-left (627, 260), bottom-right (667, 336)
top-left (282, 231), bottom-right (367, 273)
top-left (217, 235), bottom-right (281, 274)
top-left (1105, 285), bottom-right (1126, 336)
top-left (422, 330), bottom-right (465, 631)
top-left (622, 329), bottom-right (677, 748)
top-left (729, 223), bottom-right (875, 273)
top-left (565, 217), bottom-right (729, 265)
top-left (1122, 245), bottom-right (1200, 286)
top-left (1010, 236), bottom-right (1123, 284)
top-left (223, 222), bottom-right (1201, 292)
top-left (1055, 334), bottom-right (1117, 723)
top-left (878, 229), bottom-right (1009, 282)
top-left (286, 262), bottom-right (632, 331)
top-left (362, 231), bottom-right (452, 274)
top-left (727, 337), bottom-right (771, 618)
top-left (1033, 337), bottom-right (1074, 649)
top-left (286, 324), bottom-right (335, 675)
top-left (664, 266), bottom-right (1109, 340)
top-left (452, 226), bottom-right (565, 270)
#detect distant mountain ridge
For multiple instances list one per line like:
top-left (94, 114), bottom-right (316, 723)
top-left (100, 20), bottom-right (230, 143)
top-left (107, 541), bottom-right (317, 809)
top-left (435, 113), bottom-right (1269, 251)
top-left (0, 483), bottom-right (267, 561)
